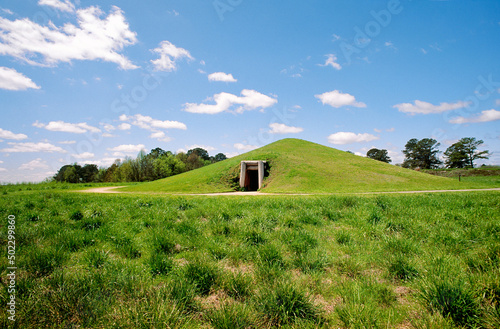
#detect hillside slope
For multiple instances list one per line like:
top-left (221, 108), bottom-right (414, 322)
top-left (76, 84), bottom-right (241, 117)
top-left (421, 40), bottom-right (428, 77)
top-left (121, 138), bottom-right (485, 194)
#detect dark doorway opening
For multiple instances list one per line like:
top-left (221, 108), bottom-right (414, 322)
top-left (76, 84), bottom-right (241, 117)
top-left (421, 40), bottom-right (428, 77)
top-left (246, 170), bottom-right (259, 191)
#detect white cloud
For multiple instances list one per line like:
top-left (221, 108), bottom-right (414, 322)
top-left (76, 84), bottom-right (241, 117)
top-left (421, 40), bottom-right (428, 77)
top-left (0, 168), bottom-right (6, 172)
top-left (33, 120), bottom-right (101, 134)
top-left (495, 99), bottom-right (500, 106)
top-left (150, 40), bottom-right (193, 72)
top-left (208, 72), bottom-right (237, 82)
top-left (107, 144), bottom-right (145, 155)
top-left (234, 143), bottom-right (259, 151)
top-left (332, 34), bottom-right (341, 42)
top-left (71, 152), bottom-right (94, 159)
top-left (117, 123), bottom-right (131, 130)
top-left (0, 142), bottom-right (66, 153)
top-left (394, 100), bottom-right (469, 115)
top-left (185, 144), bottom-right (216, 152)
top-left (449, 109), bottom-right (500, 124)
top-left (58, 140), bottom-right (76, 144)
top-left (0, 160), bottom-right (3, 164)
top-left (149, 131), bottom-right (172, 142)
top-left (320, 54), bottom-right (341, 70)
top-left (0, 67), bottom-right (41, 91)
top-left (102, 123), bottom-right (115, 132)
top-left (0, 6), bottom-right (138, 69)
top-left (183, 89), bottom-right (278, 114)
top-left (315, 90), bottom-right (366, 108)
top-left (386, 127), bottom-right (395, 132)
top-left (38, 0), bottom-right (75, 13)
top-left (0, 128), bottom-right (28, 140)
top-left (327, 132), bottom-right (379, 145)
top-left (19, 158), bottom-right (49, 171)
top-left (119, 114), bottom-right (187, 131)
top-left (268, 123), bottom-right (303, 134)
top-left (2, 9), bottom-right (14, 15)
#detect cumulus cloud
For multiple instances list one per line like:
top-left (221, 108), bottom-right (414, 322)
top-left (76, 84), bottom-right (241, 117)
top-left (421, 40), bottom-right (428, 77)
top-left (117, 123), bottom-right (131, 130)
top-left (71, 152), bottom-right (94, 159)
top-left (268, 123), bottom-right (303, 134)
top-left (183, 89), bottom-right (278, 114)
top-left (0, 142), bottom-right (66, 153)
top-left (0, 128), bottom-right (28, 140)
top-left (0, 6), bottom-right (138, 69)
top-left (208, 72), bottom-right (237, 82)
top-left (33, 120), bottom-right (101, 134)
top-left (0, 67), bottom-right (40, 91)
top-left (150, 41), bottom-right (193, 71)
top-left (234, 143), bottom-right (259, 151)
top-left (449, 109), bottom-right (500, 124)
top-left (58, 140), bottom-right (76, 144)
top-left (119, 114), bottom-right (187, 131)
top-left (38, 0), bottom-right (75, 12)
top-left (149, 131), bottom-right (172, 142)
top-left (320, 54), bottom-right (341, 70)
top-left (327, 132), bottom-right (379, 145)
top-left (19, 158), bottom-right (49, 170)
top-left (315, 90), bottom-right (366, 108)
top-left (107, 144), bottom-right (145, 156)
top-left (394, 100), bottom-right (469, 115)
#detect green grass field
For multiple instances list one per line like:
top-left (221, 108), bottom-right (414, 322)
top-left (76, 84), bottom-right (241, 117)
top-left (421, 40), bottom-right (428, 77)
top-left (120, 139), bottom-right (495, 194)
top-left (1, 187), bottom-right (499, 328)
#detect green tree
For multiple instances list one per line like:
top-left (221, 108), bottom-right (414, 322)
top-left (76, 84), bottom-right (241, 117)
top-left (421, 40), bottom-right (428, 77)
top-left (444, 137), bottom-right (489, 168)
top-left (187, 148), bottom-right (210, 161)
top-left (213, 153), bottom-right (227, 162)
top-left (366, 148), bottom-right (391, 163)
top-left (402, 138), bottom-right (442, 169)
top-left (63, 166), bottom-right (79, 183)
top-left (80, 164), bottom-right (99, 182)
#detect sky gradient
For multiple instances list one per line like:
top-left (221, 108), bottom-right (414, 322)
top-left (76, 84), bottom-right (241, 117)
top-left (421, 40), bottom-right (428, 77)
top-left (1, 0), bottom-right (499, 183)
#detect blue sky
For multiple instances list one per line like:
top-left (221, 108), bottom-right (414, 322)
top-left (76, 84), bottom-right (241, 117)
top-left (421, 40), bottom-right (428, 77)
top-left (1, 0), bottom-right (499, 183)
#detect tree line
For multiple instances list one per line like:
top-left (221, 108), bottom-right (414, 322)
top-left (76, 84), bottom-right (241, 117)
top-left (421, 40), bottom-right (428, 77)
top-left (53, 147), bottom-right (227, 183)
top-left (366, 137), bottom-right (489, 169)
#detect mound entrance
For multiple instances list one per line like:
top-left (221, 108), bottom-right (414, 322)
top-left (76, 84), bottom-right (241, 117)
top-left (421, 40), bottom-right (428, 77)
top-left (239, 161), bottom-right (266, 191)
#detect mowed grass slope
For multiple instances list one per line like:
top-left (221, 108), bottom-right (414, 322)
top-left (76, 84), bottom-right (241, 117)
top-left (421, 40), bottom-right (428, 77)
top-left (122, 138), bottom-right (490, 194)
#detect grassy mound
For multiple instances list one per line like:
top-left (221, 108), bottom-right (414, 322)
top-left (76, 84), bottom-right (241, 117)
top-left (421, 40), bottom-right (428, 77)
top-left (121, 138), bottom-right (490, 194)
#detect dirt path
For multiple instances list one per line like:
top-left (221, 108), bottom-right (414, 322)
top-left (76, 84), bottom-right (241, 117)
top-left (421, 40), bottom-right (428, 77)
top-left (78, 186), bottom-right (128, 193)
top-left (78, 186), bottom-right (500, 195)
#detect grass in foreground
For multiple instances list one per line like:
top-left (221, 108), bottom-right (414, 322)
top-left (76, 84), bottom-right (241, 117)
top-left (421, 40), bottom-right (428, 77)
top-left (0, 190), bottom-right (499, 328)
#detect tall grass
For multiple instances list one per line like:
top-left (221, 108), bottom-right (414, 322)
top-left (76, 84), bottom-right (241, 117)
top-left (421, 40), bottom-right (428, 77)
top-left (0, 189), bottom-right (498, 327)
